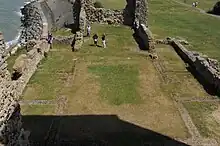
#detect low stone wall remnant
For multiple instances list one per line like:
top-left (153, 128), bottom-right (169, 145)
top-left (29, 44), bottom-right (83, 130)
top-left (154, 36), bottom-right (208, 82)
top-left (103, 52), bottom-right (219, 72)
top-left (171, 40), bottom-right (220, 94)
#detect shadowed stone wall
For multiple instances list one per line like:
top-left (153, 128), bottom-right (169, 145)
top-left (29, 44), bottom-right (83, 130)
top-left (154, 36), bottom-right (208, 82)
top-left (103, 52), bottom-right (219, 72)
top-left (171, 40), bottom-right (220, 94)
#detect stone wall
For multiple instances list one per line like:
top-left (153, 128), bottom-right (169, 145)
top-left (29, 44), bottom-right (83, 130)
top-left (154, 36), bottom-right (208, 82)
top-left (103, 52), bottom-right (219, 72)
top-left (45, 0), bottom-right (75, 28)
top-left (0, 33), bottom-right (29, 146)
top-left (83, 0), bottom-right (124, 25)
top-left (20, 1), bottom-right (43, 43)
top-left (132, 0), bottom-right (155, 53)
top-left (0, 0), bottom-right (50, 144)
top-left (171, 40), bottom-right (220, 94)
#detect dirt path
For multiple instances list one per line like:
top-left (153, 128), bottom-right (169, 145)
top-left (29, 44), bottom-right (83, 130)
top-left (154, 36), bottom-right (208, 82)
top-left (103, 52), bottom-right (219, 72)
top-left (19, 99), bottom-right (56, 105)
top-left (171, 0), bottom-right (220, 19)
top-left (175, 97), bottom-right (220, 103)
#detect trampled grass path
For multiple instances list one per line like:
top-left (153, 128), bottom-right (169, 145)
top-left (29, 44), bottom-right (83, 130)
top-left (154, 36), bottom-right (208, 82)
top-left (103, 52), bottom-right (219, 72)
top-left (172, 0), bottom-right (220, 19)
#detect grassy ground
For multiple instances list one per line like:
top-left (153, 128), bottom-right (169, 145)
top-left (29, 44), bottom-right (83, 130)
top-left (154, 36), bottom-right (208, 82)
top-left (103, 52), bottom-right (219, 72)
top-left (21, 23), bottom-right (193, 140)
top-left (184, 102), bottom-right (220, 142)
top-left (52, 28), bottom-right (73, 36)
top-left (177, 0), bottom-right (218, 11)
top-left (20, 0), bottom-right (220, 142)
top-left (21, 105), bottom-right (55, 115)
top-left (88, 64), bottom-right (141, 105)
top-left (149, 0), bottom-right (220, 61)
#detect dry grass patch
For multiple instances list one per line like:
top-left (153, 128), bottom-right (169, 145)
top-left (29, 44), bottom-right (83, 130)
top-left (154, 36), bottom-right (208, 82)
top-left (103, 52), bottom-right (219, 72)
top-left (21, 105), bottom-right (55, 115)
top-left (66, 58), bottom-right (189, 139)
top-left (184, 102), bottom-right (220, 142)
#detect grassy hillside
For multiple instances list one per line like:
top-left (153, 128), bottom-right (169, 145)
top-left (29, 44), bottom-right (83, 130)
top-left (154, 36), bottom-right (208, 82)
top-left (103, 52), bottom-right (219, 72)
top-left (177, 0), bottom-right (218, 11)
top-left (149, 0), bottom-right (220, 60)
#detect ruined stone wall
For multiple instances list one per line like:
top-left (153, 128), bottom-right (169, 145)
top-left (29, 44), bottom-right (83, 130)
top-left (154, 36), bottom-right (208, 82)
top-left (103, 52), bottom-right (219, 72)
top-left (171, 40), bottom-right (220, 94)
top-left (81, 0), bottom-right (124, 25)
top-left (21, 0), bottom-right (77, 42)
top-left (45, 0), bottom-right (75, 28)
top-left (0, 33), bottom-right (29, 146)
top-left (20, 1), bottom-right (43, 43)
top-left (15, 1), bottom-right (49, 98)
top-left (132, 0), bottom-right (155, 52)
top-left (0, 0), bottom-right (50, 144)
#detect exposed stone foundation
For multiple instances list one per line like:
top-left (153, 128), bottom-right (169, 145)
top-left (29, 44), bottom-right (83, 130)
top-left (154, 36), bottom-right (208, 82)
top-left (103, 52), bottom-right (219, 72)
top-left (171, 40), bottom-right (220, 94)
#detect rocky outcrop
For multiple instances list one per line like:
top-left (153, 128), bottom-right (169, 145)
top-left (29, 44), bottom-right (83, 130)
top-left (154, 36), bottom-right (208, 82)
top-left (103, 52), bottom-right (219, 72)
top-left (171, 40), bottom-right (220, 94)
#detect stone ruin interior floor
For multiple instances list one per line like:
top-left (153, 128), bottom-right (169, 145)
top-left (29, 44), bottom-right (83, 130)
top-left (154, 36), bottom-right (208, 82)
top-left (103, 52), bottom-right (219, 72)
top-left (20, 24), bottom-right (220, 145)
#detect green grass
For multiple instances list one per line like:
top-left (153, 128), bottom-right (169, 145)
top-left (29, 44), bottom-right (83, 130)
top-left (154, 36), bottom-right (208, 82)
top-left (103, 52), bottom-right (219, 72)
top-left (184, 102), bottom-right (219, 137)
top-left (80, 23), bottom-right (136, 57)
top-left (52, 28), bottom-right (73, 36)
top-left (22, 44), bottom-right (74, 100)
top-left (149, 0), bottom-right (220, 60)
top-left (88, 64), bottom-right (141, 105)
top-left (177, 0), bottom-right (218, 11)
top-left (99, 0), bottom-right (126, 9)
top-left (6, 47), bottom-right (26, 73)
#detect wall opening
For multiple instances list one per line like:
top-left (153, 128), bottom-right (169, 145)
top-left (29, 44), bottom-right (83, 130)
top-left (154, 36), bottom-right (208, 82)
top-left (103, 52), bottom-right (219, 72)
top-left (11, 71), bottom-right (22, 80)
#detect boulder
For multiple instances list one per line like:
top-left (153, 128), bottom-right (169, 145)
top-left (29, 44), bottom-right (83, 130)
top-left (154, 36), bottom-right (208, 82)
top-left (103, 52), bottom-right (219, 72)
top-left (12, 54), bottom-right (28, 75)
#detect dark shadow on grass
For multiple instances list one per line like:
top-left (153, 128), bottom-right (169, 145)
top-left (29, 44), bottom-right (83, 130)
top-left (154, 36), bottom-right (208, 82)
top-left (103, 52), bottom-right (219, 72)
top-left (207, 2), bottom-right (220, 16)
top-left (23, 115), bottom-right (189, 146)
top-left (89, 44), bottom-right (102, 48)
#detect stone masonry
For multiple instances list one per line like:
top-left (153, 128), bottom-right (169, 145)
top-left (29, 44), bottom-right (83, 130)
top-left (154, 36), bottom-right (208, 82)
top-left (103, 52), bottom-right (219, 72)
top-left (0, 0), bottom-right (50, 145)
top-left (0, 32), bottom-right (29, 146)
top-left (20, 1), bottom-right (43, 43)
top-left (171, 40), bottom-right (220, 94)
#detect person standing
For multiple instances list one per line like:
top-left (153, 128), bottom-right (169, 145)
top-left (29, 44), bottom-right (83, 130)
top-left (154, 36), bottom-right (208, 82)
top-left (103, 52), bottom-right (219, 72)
top-left (87, 25), bottom-right (91, 37)
top-left (195, 1), bottom-right (198, 7)
top-left (93, 34), bottom-right (98, 46)
top-left (102, 34), bottom-right (106, 48)
top-left (47, 33), bottom-right (53, 49)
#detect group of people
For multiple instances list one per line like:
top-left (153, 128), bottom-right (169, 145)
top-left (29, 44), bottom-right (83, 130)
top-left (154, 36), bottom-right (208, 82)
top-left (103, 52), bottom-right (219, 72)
top-left (92, 33), bottom-right (106, 48)
top-left (87, 25), bottom-right (107, 48)
top-left (46, 24), bottom-right (107, 52)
